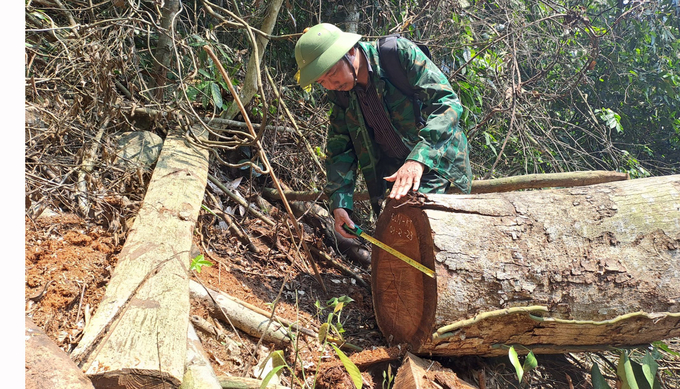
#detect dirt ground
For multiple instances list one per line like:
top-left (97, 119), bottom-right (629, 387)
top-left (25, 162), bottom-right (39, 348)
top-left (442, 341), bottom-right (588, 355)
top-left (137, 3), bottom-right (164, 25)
top-left (24, 211), bottom-right (680, 388)
top-left (24, 211), bottom-right (388, 388)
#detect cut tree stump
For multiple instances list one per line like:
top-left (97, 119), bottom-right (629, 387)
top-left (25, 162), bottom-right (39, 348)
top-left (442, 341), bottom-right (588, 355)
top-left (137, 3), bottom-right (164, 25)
top-left (25, 316), bottom-right (95, 389)
top-left (393, 352), bottom-right (477, 389)
top-left (71, 127), bottom-right (210, 387)
top-left (371, 174), bottom-right (680, 356)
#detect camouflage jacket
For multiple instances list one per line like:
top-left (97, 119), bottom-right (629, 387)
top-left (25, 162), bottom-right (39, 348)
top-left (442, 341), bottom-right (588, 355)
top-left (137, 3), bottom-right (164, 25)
top-left (325, 38), bottom-right (472, 212)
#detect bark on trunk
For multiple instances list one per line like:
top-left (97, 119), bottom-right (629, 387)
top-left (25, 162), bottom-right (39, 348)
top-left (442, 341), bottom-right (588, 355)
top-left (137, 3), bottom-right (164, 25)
top-left (223, 0), bottom-right (284, 120)
top-left (151, 0), bottom-right (180, 97)
top-left (25, 317), bottom-right (95, 389)
top-left (71, 127), bottom-right (210, 387)
top-left (371, 175), bottom-right (680, 356)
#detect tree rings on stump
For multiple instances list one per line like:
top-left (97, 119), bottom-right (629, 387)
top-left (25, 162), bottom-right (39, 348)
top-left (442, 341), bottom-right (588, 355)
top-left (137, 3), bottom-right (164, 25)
top-left (371, 198), bottom-right (436, 349)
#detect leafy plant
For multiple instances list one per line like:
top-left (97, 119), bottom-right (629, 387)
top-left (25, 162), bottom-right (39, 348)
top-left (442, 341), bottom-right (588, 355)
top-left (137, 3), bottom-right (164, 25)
top-left (189, 254), bottom-right (213, 273)
top-left (596, 108), bottom-right (624, 134)
top-left (508, 346), bottom-right (538, 387)
top-left (315, 296), bottom-right (363, 389)
top-left (382, 363), bottom-right (395, 389)
top-left (331, 344), bottom-right (363, 389)
top-left (591, 347), bottom-right (663, 389)
top-left (185, 36), bottom-right (238, 111)
top-left (258, 350), bottom-right (287, 389)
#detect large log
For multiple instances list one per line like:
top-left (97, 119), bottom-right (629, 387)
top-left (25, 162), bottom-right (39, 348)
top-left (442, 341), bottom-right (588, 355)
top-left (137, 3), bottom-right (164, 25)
top-left (71, 127), bottom-right (210, 387)
top-left (25, 317), bottom-right (95, 389)
top-left (371, 174), bottom-right (680, 357)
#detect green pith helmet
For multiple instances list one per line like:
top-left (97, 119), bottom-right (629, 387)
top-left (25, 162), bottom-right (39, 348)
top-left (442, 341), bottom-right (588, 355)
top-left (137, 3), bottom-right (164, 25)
top-left (294, 23), bottom-right (361, 88)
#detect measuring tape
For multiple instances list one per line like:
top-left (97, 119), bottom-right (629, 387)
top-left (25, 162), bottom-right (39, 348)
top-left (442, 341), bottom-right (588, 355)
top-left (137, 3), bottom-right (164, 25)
top-left (343, 224), bottom-right (435, 278)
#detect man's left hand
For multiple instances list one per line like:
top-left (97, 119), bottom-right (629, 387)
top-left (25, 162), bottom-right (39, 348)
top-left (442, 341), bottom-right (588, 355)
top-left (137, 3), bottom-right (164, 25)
top-left (384, 160), bottom-right (425, 200)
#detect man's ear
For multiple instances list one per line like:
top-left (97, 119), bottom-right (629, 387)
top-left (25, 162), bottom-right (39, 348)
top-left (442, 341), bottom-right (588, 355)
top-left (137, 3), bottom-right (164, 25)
top-left (346, 47), bottom-right (358, 68)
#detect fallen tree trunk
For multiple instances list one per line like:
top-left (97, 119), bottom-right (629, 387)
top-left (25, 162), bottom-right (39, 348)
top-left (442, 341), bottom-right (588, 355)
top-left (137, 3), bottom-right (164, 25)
top-left (457, 170), bottom-right (628, 193)
top-left (263, 170), bottom-right (629, 201)
top-left (71, 127), bottom-right (210, 387)
top-left (371, 175), bottom-right (680, 356)
top-left (25, 317), bottom-right (95, 389)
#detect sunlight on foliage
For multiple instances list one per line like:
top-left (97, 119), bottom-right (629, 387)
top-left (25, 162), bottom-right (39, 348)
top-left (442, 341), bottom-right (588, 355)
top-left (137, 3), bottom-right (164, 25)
top-left (331, 344), bottom-right (363, 389)
top-left (189, 254), bottom-right (213, 273)
top-left (509, 346), bottom-right (538, 386)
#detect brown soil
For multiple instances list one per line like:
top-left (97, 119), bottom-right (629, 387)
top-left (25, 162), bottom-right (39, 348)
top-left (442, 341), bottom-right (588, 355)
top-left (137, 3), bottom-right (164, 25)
top-left (24, 211), bottom-right (384, 388)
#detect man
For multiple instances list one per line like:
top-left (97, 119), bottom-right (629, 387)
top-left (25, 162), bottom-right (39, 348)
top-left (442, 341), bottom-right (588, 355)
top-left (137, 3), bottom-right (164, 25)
top-left (295, 23), bottom-right (472, 239)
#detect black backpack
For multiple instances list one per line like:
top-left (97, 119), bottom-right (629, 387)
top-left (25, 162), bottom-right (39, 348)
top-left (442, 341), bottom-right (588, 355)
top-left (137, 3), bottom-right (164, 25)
top-left (377, 34), bottom-right (432, 129)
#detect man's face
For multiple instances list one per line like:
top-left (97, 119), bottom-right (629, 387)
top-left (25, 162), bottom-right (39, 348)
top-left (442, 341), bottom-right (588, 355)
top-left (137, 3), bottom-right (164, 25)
top-left (316, 55), bottom-right (355, 91)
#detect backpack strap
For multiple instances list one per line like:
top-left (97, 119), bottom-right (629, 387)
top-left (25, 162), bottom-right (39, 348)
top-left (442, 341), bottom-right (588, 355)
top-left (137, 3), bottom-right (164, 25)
top-left (377, 34), bottom-right (428, 129)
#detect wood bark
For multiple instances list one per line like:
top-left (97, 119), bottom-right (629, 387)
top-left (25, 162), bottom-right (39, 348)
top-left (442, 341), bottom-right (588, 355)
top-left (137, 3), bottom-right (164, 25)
top-left (223, 0), bottom-right (284, 120)
top-left (371, 175), bottom-right (680, 356)
top-left (151, 0), bottom-right (180, 96)
top-left (71, 127), bottom-right (210, 387)
top-left (25, 316), bottom-right (95, 389)
top-left (179, 323), bottom-right (222, 389)
top-left (393, 352), bottom-right (477, 389)
top-left (461, 170), bottom-right (629, 193)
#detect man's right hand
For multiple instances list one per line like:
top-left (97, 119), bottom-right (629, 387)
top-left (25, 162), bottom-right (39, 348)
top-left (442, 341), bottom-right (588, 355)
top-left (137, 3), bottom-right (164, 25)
top-left (333, 208), bottom-right (357, 239)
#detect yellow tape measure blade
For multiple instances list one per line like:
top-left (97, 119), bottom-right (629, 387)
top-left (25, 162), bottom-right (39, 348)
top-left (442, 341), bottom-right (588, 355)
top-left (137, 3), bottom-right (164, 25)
top-left (360, 233), bottom-right (435, 278)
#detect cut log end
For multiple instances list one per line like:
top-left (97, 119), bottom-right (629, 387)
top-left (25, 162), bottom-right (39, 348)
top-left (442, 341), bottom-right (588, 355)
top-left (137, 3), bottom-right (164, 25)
top-left (371, 199), bottom-right (437, 349)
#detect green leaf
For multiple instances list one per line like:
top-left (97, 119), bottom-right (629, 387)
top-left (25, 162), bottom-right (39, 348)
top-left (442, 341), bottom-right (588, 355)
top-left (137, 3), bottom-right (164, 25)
top-left (201, 204), bottom-right (218, 216)
top-left (186, 85), bottom-right (199, 101)
top-left (617, 351), bottom-right (640, 389)
top-left (210, 82), bottom-right (223, 109)
top-left (189, 254), bottom-right (213, 273)
top-left (592, 363), bottom-right (612, 389)
top-left (258, 350), bottom-right (287, 389)
top-left (31, 11), bottom-right (50, 22)
top-left (259, 365), bottom-right (285, 389)
top-left (484, 132), bottom-right (498, 156)
top-left (642, 350), bottom-right (658, 388)
top-left (508, 346), bottom-right (524, 383)
top-left (652, 341), bottom-right (680, 358)
top-left (314, 146), bottom-right (327, 159)
top-left (523, 351), bottom-right (538, 373)
top-left (198, 68), bottom-right (212, 79)
top-left (331, 344), bottom-right (362, 389)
